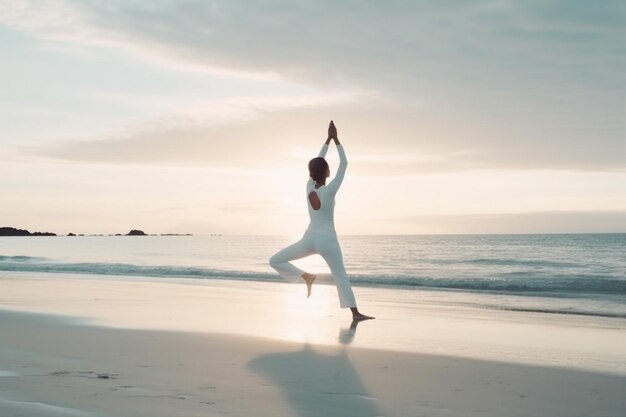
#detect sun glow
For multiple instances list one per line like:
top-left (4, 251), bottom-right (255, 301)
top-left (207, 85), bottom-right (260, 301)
top-left (279, 281), bottom-right (340, 344)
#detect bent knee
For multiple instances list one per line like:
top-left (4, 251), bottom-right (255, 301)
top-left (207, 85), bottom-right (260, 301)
top-left (269, 254), bottom-right (281, 269)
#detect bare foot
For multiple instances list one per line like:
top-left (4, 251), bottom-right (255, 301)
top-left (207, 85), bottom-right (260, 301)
top-left (350, 308), bottom-right (375, 321)
top-left (302, 273), bottom-right (316, 298)
top-left (352, 313), bottom-right (375, 321)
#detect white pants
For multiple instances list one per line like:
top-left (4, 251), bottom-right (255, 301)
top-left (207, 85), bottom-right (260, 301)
top-left (269, 230), bottom-right (357, 308)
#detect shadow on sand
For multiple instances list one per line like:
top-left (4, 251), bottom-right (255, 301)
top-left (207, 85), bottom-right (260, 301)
top-left (247, 320), bottom-right (380, 417)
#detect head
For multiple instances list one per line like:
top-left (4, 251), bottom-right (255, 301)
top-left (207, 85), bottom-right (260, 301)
top-left (308, 157), bottom-right (330, 182)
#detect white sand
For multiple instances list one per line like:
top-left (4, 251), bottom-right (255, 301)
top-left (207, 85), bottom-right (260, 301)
top-left (1, 272), bottom-right (625, 416)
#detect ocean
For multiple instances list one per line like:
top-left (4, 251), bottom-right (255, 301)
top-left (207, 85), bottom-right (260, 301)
top-left (1, 234), bottom-right (624, 318)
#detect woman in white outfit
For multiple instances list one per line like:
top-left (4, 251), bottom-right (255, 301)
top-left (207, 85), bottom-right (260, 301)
top-left (269, 121), bottom-right (374, 321)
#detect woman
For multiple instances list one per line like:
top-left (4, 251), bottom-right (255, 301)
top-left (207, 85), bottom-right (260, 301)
top-left (269, 121), bottom-right (374, 321)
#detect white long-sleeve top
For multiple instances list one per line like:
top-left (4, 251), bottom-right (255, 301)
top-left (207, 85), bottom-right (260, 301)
top-left (305, 143), bottom-right (348, 236)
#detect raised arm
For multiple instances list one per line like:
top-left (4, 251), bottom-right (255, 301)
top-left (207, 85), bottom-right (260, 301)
top-left (326, 143), bottom-right (347, 194)
top-left (318, 141), bottom-right (330, 158)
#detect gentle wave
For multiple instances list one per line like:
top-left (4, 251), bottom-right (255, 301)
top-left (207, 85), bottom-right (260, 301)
top-left (491, 306), bottom-right (626, 319)
top-left (349, 274), bottom-right (626, 294)
top-left (1, 255), bottom-right (624, 296)
top-left (460, 258), bottom-right (581, 268)
top-left (0, 258), bottom-right (280, 282)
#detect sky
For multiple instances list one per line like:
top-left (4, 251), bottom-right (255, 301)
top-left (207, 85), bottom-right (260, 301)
top-left (1, 0), bottom-right (624, 235)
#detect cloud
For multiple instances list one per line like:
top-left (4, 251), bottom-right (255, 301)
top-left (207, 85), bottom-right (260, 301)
top-left (3, 0), bottom-right (625, 171)
top-left (4, 1), bottom-right (623, 89)
top-left (12, 99), bottom-right (505, 171)
top-left (22, 95), bottom-right (362, 167)
top-left (23, 98), bottom-right (625, 173)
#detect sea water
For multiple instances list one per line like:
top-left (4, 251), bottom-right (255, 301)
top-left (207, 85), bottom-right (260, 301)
top-left (1, 234), bottom-right (624, 318)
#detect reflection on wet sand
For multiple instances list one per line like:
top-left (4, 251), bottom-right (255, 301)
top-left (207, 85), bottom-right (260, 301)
top-left (248, 319), bottom-right (379, 417)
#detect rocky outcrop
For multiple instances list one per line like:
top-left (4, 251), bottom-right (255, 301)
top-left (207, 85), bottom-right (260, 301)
top-left (0, 227), bottom-right (57, 236)
top-left (126, 229), bottom-right (147, 236)
top-left (0, 227), bottom-right (192, 237)
top-left (0, 227), bottom-right (30, 236)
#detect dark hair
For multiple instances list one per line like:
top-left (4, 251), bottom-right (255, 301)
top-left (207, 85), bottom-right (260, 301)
top-left (308, 157), bottom-right (329, 182)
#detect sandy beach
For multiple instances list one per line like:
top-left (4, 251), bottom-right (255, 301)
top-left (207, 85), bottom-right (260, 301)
top-left (1, 272), bottom-right (625, 417)
top-left (3, 0), bottom-right (625, 415)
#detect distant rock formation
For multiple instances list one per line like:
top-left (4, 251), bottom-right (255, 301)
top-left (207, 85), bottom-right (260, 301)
top-left (0, 227), bottom-right (56, 236)
top-left (0, 227), bottom-right (30, 236)
top-left (0, 226), bottom-right (193, 237)
top-left (126, 229), bottom-right (147, 236)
